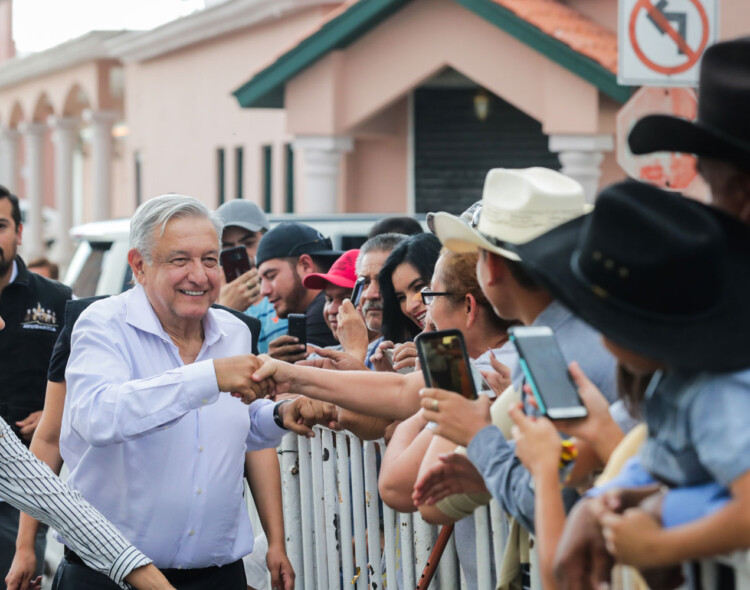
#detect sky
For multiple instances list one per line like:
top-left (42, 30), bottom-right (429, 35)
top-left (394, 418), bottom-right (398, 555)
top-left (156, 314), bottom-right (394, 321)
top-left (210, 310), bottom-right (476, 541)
top-left (13, 0), bottom-right (207, 53)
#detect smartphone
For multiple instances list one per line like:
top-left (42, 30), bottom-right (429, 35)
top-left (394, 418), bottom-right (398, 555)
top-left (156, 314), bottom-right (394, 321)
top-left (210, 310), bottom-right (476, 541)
top-left (351, 276), bottom-right (366, 307)
top-left (287, 313), bottom-right (307, 347)
top-left (508, 326), bottom-right (587, 420)
top-left (220, 246), bottom-right (252, 282)
top-left (415, 329), bottom-right (477, 400)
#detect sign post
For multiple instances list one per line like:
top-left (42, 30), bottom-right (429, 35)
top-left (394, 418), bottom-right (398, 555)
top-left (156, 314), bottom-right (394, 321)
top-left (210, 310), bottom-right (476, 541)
top-left (619, 0), bottom-right (717, 86)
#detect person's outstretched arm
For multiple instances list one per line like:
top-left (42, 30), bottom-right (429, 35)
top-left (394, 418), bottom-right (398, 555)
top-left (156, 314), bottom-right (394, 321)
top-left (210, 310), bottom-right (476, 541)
top-left (0, 417), bottom-right (172, 589)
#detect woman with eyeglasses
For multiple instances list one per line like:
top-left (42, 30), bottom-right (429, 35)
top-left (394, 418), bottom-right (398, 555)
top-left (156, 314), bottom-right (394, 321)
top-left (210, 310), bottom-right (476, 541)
top-left (378, 248), bottom-right (517, 589)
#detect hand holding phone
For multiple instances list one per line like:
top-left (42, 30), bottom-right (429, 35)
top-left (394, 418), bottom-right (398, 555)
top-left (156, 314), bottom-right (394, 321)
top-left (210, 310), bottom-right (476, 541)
top-left (416, 330), bottom-right (477, 400)
top-left (220, 246), bottom-right (253, 282)
top-left (508, 326), bottom-right (587, 420)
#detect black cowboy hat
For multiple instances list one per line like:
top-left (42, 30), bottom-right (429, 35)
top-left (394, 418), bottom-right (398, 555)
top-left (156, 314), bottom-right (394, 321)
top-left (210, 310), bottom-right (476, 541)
top-left (628, 37), bottom-right (750, 171)
top-left (510, 180), bottom-right (750, 372)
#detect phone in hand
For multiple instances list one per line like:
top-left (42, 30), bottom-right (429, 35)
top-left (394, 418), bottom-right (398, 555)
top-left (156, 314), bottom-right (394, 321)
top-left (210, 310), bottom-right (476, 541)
top-left (351, 276), bottom-right (366, 307)
top-left (508, 326), bottom-right (587, 420)
top-left (287, 313), bottom-right (307, 347)
top-left (416, 329), bottom-right (477, 400)
top-left (220, 246), bottom-right (252, 282)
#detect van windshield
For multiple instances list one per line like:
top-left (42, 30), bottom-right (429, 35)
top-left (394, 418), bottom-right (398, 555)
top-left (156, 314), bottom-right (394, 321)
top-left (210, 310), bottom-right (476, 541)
top-left (71, 242), bottom-right (112, 297)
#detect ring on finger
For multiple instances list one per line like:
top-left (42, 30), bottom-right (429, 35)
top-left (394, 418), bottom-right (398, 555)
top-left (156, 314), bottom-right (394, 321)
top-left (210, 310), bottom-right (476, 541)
top-left (431, 399), bottom-right (439, 412)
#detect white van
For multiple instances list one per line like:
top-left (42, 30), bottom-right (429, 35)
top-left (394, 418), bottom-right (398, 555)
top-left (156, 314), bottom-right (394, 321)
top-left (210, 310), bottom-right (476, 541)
top-left (63, 214), bottom-right (427, 297)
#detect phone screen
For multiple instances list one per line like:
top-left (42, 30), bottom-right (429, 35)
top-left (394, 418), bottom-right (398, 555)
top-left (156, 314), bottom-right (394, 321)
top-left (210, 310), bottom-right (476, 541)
top-left (509, 327), bottom-right (586, 419)
top-left (287, 313), bottom-right (307, 346)
top-left (351, 277), bottom-right (366, 307)
top-left (416, 330), bottom-right (477, 400)
top-left (220, 246), bottom-right (252, 282)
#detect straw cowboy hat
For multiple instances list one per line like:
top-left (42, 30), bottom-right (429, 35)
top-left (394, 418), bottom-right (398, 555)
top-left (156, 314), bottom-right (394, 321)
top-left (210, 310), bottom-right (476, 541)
top-left (430, 168), bottom-right (590, 260)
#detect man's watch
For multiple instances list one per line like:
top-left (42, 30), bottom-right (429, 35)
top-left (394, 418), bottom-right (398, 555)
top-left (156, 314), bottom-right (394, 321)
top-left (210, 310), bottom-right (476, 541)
top-left (273, 400), bottom-right (293, 430)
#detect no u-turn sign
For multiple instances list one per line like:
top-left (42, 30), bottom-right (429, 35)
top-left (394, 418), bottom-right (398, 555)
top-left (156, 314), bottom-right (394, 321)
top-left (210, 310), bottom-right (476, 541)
top-left (619, 0), bottom-right (717, 86)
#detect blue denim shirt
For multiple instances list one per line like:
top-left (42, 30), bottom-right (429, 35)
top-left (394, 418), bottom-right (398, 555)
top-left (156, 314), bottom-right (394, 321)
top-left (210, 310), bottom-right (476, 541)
top-left (641, 368), bottom-right (750, 489)
top-left (467, 300), bottom-right (618, 532)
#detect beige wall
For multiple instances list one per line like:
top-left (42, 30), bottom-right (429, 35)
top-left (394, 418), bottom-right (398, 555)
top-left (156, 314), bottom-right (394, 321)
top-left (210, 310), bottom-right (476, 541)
top-left (122, 6), bottom-right (333, 214)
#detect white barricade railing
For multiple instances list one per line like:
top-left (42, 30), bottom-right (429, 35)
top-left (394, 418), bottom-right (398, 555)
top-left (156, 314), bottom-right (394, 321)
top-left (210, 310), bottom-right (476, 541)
top-left (274, 429), bottom-right (750, 590)
top-left (275, 426), bottom-right (540, 590)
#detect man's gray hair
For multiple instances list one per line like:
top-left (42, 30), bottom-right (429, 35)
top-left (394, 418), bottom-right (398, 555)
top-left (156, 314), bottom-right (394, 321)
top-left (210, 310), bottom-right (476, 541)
top-left (356, 232), bottom-right (406, 274)
top-left (130, 194), bottom-right (223, 263)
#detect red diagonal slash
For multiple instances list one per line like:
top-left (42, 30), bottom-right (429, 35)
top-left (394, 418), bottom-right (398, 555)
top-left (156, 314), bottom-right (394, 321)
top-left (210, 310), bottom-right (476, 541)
top-left (635, 0), bottom-right (697, 60)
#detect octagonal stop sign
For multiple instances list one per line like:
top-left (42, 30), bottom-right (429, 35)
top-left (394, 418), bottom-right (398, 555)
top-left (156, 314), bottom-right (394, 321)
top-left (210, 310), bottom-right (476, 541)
top-left (616, 86), bottom-right (698, 191)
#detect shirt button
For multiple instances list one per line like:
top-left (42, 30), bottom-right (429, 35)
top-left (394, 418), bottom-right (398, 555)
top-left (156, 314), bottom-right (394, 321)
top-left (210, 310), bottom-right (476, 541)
top-left (201, 398), bottom-right (208, 405)
top-left (197, 489), bottom-right (202, 495)
top-left (189, 530), bottom-right (195, 536)
top-left (199, 446), bottom-right (204, 452)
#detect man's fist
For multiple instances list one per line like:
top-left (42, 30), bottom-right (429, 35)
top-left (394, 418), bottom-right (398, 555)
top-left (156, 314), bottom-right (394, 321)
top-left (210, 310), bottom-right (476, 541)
top-left (278, 397), bottom-right (338, 437)
top-left (214, 355), bottom-right (271, 403)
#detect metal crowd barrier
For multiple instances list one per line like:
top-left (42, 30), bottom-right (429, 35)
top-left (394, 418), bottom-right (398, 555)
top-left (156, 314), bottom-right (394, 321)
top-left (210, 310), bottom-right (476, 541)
top-left (275, 427), bottom-right (539, 590)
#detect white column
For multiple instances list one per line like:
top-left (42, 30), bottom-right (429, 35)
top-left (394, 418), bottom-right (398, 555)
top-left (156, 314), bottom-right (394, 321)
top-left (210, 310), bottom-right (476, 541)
top-left (19, 122), bottom-right (46, 259)
top-left (84, 109), bottom-right (118, 221)
top-left (293, 135), bottom-right (353, 214)
top-left (49, 116), bottom-right (78, 265)
top-left (0, 127), bottom-right (19, 193)
top-left (549, 134), bottom-right (614, 203)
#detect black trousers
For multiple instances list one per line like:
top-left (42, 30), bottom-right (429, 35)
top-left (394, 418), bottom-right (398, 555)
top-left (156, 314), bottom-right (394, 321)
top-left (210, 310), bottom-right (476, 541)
top-left (52, 553), bottom-right (247, 590)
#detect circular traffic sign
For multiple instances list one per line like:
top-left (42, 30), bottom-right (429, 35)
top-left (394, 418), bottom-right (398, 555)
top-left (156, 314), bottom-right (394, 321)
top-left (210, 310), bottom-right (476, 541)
top-left (629, 0), bottom-right (709, 75)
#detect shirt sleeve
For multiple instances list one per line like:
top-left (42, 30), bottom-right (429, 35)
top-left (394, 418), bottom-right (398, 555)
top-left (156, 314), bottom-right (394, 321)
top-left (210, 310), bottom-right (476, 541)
top-left (690, 374), bottom-right (750, 488)
top-left (245, 400), bottom-right (289, 451)
top-left (466, 425), bottom-right (536, 533)
top-left (66, 314), bottom-right (221, 446)
top-left (0, 418), bottom-right (150, 588)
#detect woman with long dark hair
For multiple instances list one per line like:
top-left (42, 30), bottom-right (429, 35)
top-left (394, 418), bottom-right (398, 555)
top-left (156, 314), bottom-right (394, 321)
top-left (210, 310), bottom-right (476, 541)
top-left (378, 233), bottom-right (442, 343)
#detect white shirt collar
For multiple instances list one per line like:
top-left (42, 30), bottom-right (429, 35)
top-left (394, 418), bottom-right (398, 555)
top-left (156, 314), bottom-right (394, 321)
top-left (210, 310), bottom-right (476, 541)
top-left (8, 260), bottom-right (17, 284)
top-left (124, 284), bottom-right (224, 346)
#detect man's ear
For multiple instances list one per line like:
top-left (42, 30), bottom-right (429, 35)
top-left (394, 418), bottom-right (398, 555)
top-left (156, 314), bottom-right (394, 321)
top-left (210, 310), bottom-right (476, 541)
top-left (128, 249), bottom-right (146, 284)
top-left (296, 254), bottom-right (316, 276)
top-left (484, 251), bottom-right (506, 286)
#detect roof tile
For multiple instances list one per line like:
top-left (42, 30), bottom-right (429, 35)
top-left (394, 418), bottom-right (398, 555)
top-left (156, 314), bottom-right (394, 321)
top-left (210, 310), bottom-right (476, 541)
top-left (490, 0), bottom-right (618, 73)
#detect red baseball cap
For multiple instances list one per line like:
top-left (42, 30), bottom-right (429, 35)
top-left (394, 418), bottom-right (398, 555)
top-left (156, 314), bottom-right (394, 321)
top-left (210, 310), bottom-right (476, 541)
top-left (303, 249), bottom-right (360, 290)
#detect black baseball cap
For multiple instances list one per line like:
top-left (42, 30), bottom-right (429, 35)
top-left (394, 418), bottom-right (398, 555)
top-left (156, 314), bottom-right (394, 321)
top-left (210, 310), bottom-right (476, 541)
top-left (255, 222), bottom-right (343, 267)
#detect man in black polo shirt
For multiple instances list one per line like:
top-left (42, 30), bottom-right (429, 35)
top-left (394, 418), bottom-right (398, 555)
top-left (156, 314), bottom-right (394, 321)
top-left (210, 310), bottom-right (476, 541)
top-left (0, 187), bottom-right (71, 587)
top-left (257, 222), bottom-right (340, 362)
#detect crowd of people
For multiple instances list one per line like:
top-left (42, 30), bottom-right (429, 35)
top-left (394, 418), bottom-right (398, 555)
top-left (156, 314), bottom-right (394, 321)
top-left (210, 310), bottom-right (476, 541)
top-left (0, 35), bottom-right (747, 590)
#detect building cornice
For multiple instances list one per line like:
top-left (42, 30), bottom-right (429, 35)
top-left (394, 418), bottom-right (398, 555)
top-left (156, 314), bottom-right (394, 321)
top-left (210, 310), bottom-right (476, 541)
top-left (0, 31), bottom-right (132, 90)
top-left (107, 0), bottom-right (342, 64)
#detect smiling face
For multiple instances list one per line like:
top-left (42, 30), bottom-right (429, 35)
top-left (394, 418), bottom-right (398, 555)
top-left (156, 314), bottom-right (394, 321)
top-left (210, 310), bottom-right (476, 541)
top-left (391, 261), bottom-right (429, 330)
top-left (129, 215), bottom-right (221, 332)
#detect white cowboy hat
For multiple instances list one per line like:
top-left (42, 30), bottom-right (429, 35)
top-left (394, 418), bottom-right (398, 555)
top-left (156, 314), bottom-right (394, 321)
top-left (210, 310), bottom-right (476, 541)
top-left (431, 167), bottom-right (591, 261)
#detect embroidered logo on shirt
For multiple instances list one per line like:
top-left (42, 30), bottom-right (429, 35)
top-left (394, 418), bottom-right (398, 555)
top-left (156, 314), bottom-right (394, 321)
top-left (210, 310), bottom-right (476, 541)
top-left (21, 303), bottom-right (58, 332)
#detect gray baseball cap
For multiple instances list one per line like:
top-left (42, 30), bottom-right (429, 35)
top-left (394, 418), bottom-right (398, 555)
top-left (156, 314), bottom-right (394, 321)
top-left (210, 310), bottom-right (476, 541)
top-left (216, 200), bottom-right (270, 233)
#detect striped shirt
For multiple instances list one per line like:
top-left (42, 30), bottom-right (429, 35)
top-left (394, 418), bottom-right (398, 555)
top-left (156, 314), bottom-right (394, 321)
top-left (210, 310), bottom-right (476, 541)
top-left (0, 416), bottom-right (150, 588)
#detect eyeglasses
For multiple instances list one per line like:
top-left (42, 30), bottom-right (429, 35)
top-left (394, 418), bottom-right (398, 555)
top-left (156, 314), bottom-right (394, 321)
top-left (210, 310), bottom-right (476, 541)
top-left (420, 287), bottom-right (454, 305)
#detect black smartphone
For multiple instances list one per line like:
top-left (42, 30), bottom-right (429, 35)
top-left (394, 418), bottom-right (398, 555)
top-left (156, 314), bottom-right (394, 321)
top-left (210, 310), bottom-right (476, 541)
top-left (508, 326), bottom-right (587, 420)
top-left (220, 246), bottom-right (252, 282)
top-left (351, 276), bottom-right (366, 307)
top-left (287, 313), bottom-right (307, 346)
top-left (416, 329), bottom-right (477, 400)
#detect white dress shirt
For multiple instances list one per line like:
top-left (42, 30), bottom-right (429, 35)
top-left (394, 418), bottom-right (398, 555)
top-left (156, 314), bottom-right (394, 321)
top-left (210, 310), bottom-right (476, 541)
top-left (61, 285), bottom-right (288, 569)
top-left (0, 416), bottom-right (150, 587)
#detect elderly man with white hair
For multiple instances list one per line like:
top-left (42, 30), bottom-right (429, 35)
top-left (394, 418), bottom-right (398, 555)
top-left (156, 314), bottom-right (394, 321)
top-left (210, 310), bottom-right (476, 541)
top-left (55, 194), bottom-right (332, 590)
